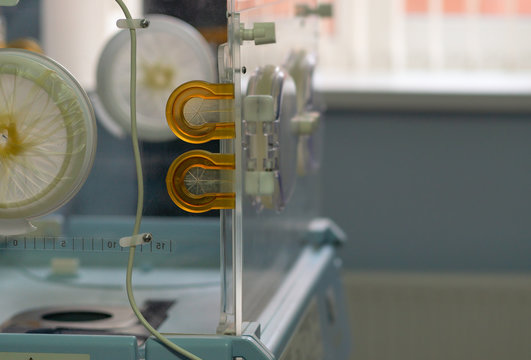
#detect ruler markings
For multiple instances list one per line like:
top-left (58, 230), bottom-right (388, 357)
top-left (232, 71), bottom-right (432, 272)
top-left (0, 236), bottom-right (175, 254)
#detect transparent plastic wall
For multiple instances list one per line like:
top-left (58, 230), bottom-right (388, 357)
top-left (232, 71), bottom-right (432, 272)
top-left (221, 0), bottom-right (322, 335)
top-left (0, 0), bottom-right (225, 338)
top-left (0, 0), bottom-right (324, 341)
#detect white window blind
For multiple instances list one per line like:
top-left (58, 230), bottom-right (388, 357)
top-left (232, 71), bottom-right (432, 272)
top-left (319, 0), bottom-right (531, 73)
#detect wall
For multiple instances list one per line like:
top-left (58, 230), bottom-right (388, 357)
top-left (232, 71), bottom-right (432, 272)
top-left (322, 109), bottom-right (531, 272)
top-left (2, 0), bottom-right (39, 42)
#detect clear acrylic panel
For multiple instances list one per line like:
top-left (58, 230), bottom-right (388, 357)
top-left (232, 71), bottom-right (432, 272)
top-left (224, 0), bottom-right (322, 335)
top-left (0, 0), bottom-right (228, 339)
top-left (0, 0), bottom-right (324, 343)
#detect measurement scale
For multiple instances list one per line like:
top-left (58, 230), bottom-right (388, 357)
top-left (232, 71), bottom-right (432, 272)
top-left (0, 236), bottom-right (174, 254)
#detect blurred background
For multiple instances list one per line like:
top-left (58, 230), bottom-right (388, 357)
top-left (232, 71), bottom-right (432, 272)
top-left (2, 0), bottom-right (530, 359)
top-left (317, 1), bottom-right (531, 359)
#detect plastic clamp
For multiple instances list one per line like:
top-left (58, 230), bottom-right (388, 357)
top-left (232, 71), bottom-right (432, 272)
top-left (116, 18), bottom-right (150, 30)
top-left (119, 233), bottom-right (153, 247)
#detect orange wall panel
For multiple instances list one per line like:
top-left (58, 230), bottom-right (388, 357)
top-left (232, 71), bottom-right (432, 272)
top-left (518, 0), bottom-right (531, 14)
top-left (480, 0), bottom-right (506, 14)
top-left (406, 0), bottom-right (428, 13)
top-left (444, 0), bottom-right (466, 13)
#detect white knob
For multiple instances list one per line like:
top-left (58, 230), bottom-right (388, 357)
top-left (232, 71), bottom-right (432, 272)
top-left (240, 22), bottom-right (276, 45)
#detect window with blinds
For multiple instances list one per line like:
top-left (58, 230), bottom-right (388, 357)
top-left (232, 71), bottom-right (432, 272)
top-left (319, 0), bottom-right (531, 73)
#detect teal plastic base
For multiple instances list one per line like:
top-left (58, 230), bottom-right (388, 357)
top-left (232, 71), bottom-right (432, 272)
top-left (0, 334), bottom-right (138, 360)
top-left (145, 335), bottom-right (274, 360)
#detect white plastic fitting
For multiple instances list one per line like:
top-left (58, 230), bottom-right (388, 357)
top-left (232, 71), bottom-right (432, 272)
top-left (245, 171), bottom-right (275, 196)
top-left (291, 111), bottom-right (320, 135)
top-left (51, 258), bottom-right (80, 277)
top-left (244, 95), bottom-right (275, 122)
top-left (240, 22), bottom-right (276, 45)
top-left (296, 4), bottom-right (333, 17)
top-left (244, 95), bottom-right (277, 196)
top-left (0, 0), bottom-right (19, 6)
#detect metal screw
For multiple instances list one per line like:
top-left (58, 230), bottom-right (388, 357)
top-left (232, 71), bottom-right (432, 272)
top-left (140, 19), bottom-right (150, 28)
top-left (143, 233), bottom-right (152, 243)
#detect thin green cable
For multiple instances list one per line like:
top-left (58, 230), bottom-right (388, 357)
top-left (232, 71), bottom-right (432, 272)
top-left (114, 1), bottom-right (202, 359)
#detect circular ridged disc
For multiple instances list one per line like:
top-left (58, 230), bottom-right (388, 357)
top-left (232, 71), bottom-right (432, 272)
top-left (0, 49), bottom-right (96, 226)
top-left (96, 14), bottom-right (216, 142)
